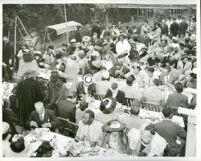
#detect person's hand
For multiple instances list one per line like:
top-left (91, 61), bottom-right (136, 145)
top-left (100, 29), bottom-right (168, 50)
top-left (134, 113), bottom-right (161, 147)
top-left (42, 123), bottom-right (51, 128)
top-left (30, 121), bottom-right (38, 128)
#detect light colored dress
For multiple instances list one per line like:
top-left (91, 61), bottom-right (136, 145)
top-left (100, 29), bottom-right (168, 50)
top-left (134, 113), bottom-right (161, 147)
top-left (17, 59), bottom-right (39, 78)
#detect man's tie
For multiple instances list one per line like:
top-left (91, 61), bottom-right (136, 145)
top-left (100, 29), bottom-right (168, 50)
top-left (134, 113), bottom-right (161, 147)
top-left (39, 113), bottom-right (43, 121)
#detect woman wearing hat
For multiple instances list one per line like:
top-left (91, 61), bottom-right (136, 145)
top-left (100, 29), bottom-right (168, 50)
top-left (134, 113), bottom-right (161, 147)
top-left (17, 49), bottom-right (39, 78)
top-left (16, 70), bottom-right (44, 128)
top-left (51, 76), bottom-right (69, 105)
top-left (76, 74), bottom-right (96, 101)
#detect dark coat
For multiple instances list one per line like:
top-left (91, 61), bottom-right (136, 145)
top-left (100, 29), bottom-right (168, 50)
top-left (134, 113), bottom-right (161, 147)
top-left (57, 100), bottom-right (76, 123)
top-left (170, 22), bottom-right (179, 36)
top-left (179, 21), bottom-right (188, 35)
top-left (105, 89), bottom-right (126, 105)
top-left (160, 24), bottom-right (169, 35)
top-left (16, 78), bottom-right (44, 126)
top-left (27, 109), bottom-right (59, 130)
top-left (154, 120), bottom-right (186, 156)
top-left (3, 42), bottom-right (13, 65)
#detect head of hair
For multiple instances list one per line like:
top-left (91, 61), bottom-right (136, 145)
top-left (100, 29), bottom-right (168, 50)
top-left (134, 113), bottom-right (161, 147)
top-left (126, 75), bottom-right (135, 86)
top-left (175, 82), bottom-right (184, 93)
top-left (162, 108), bottom-right (173, 118)
top-left (47, 45), bottom-right (54, 51)
top-left (147, 67), bottom-right (155, 73)
top-left (85, 110), bottom-right (95, 119)
top-left (153, 79), bottom-right (160, 86)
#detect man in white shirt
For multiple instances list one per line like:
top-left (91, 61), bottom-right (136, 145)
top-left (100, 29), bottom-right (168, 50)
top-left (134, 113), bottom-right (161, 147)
top-left (75, 110), bottom-right (103, 147)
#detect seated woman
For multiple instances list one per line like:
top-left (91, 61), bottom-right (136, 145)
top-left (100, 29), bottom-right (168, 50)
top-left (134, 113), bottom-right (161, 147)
top-left (164, 82), bottom-right (188, 109)
top-left (51, 76), bottom-right (69, 105)
top-left (76, 74), bottom-right (96, 101)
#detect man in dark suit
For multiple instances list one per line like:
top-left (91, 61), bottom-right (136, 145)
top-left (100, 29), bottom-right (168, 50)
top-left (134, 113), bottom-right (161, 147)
top-left (170, 18), bottom-right (179, 37)
top-left (160, 19), bottom-right (169, 36)
top-left (105, 83), bottom-right (126, 105)
top-left (27, 101), bottom-right (59, 131)
top-left (152, 108), bottom-right (186, 156)
top-left (179, 17), bottom-right (188, 38)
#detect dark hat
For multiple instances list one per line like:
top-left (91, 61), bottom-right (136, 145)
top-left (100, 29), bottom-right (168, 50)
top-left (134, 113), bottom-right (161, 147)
top-left (57, 76), bottom-right (66, 83)
top-left (10, 137), bottom-right (25, 153)
top-left (35, 141), bottom-right (54, 157)
top-left (100, 98), bottom-right (117, 114)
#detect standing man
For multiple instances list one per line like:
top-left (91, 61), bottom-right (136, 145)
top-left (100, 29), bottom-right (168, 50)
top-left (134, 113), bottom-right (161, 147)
top-left (160, 19), bottom-right (169, 37)
top-left (92, 21), bottom-right (101, 38)
top-left (170, 18), bottom-right (179, 37)
top-left (3, 36), bottom-right (14, 81)
top-left (179, 17), bottom-right (188, 38)
top-left (75, 26), bottom-right (81, 42)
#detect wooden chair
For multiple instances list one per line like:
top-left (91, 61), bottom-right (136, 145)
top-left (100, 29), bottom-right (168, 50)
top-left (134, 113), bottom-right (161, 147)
top-left (57, 117), bottom-right (78, 138)
top-left (141, 101), bottom-right (162, 112)
top-left (94, 94), bottom-right (104, 101)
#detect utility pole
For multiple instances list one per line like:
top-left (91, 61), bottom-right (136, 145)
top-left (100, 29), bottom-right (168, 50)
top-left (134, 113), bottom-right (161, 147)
top-left (64, 4), bottom-right (69, 44)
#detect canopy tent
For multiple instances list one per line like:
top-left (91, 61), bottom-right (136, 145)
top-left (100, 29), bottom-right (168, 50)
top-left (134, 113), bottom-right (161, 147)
top-left (46, 21), bottom-right (82, 35)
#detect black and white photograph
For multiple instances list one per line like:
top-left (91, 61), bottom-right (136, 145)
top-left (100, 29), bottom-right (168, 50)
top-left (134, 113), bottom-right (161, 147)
top-left (1, 0), bottom-right (200, 159)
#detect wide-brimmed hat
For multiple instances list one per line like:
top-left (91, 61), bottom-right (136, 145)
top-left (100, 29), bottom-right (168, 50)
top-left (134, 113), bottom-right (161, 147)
top-left (82, 36), bottom-right (91, 42)
top-left (22, 70), bottom-right (39, 78)
top-left (10, 136), bottom-right (25, 153)
top-left (100, 98), bottom-right (117, 114)
top-left (119, 33), bottom-right (127, 37)
top-left (70, 39), bottom-right (76, 43)
top-left (83, 74), bottom-right (93, 85)
top-left (102, 70), bottom-right (110, 80)
top-left (35, 141), bottom-right (54, 157)
top-left (102, 120), bottom-right (126, 132)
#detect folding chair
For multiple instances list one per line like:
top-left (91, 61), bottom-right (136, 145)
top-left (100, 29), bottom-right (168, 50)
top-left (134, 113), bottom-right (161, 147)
top-left (94, 94), bottom-right (104, 101)
top-left (57, 117), bottom-right (78, 138)
top-left (141, 101), bottom-right (162, 112)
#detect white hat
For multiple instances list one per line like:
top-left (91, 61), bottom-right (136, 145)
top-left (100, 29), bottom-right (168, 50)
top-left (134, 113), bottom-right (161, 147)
top-left (82, 36), bottom-right (91, 42)
top-left (83, 74), bottom-right (93, 85)
top-left (2, 122), bottom-right (10, 135)
top-left (102, 70), bottom-right (110, 79)
top-left (70, 39), bottom-right (76, 43)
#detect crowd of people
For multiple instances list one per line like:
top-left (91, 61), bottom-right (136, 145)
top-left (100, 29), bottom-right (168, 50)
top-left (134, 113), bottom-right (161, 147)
top-left (2, 14), bottom-right (197, 157)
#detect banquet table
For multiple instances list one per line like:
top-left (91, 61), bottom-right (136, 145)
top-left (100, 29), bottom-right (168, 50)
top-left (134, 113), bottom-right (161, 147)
top-left (76, 99), bottom-right (185, 129)
top-left (3, 128), bottom-right (134, 157)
